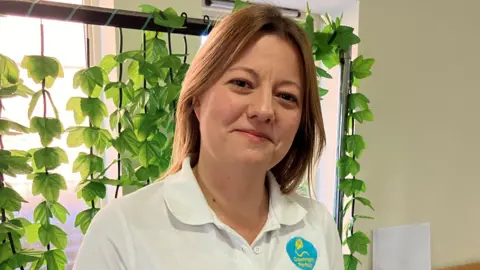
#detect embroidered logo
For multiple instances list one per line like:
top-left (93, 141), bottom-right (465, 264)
top-left (286, 237), bottom-right (317, 269)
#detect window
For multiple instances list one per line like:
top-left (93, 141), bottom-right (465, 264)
top-left (1, 0), bottom-right (89, 268)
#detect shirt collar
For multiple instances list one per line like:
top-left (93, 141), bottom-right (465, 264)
top-left (163, 156), bottom-right (307, 227)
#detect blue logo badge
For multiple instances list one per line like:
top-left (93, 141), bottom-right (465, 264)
top-left (286, 237), bottom-right (318, 269)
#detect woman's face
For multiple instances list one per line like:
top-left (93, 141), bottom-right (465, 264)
top-left (194, 33), bottom-right (303, 170)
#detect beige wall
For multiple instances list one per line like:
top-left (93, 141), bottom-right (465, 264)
top-left (356, 0), bottom-right (480, 269)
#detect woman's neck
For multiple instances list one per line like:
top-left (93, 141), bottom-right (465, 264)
top-left (193, 155), bottom-right (270, 243)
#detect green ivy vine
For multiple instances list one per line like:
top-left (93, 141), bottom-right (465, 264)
top-left (0, 54), bottom-right (43, 269)
top-left (301, 6), bottom-right (376, 270)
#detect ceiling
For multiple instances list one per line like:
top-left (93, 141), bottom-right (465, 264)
top-left (253, 0), bottom-right (357, 15)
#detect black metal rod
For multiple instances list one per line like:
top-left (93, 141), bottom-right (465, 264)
top-left (334, 47), bottom-right (353, 237)
top-left (0, 0), bottom-right (213, 36)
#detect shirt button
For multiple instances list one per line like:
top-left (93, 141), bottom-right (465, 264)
top-left (253, 246), bottom-right (261, 254)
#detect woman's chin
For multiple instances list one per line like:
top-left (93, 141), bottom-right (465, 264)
top-left (232, 150), bottom-right (273, 166)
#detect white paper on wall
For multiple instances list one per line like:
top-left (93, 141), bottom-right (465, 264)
top-left (373, 222), bottom-right (431, 270)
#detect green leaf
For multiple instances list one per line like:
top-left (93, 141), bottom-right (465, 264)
top-left (337, 156), bottom-right (360, 178)
top-left (24, 223), bottom-right (41, 243)
top-left (339, 178), bottom-right (366, 197)
top-left (105, 81), bottom-right (134, 108)
top-left (45, 90), bottom-right (59, 119)
top-left (153, 8), bottom-right (185, 29)
top-left (30, 117), bottom-right (63, 147)
top-left (163, 84), bottom-right (181, 106)
top-left (355, 197), bottom-right (375, 211)
top-left (110, 108), bottom-right (134, 131)
top-left (347, 231), bottom-right (371, 255)
top-left (99, 54), bottom-right (117, 74)
top-left (352, 109), bottom-right (374, 123)
top-left (0, 187), bottom-right (27, 212)
top-left (321, 51), bottom-right (340, 69)
top-left (115, 50), bottom-right (144, 63)
top-left (0, 242), bottom-right (13, 263)
top-left (0, 150), bottom-right (32, 177)
top-left (96, 129), bottom-right (112, 153)
top-left (66, 126), bottom-right (86, 147)
top-left (313, 32), bottom-right (334, 58)
top-left (78, 181), bottom-right (106, 201)
top-left (146, 38), bottom-right (168, 63)
top-left (17, 84), bottom-right (35, 97)
top-left (72, 152), bottom-right (104, 180)
top-left (112, 129), bottom-right (141, 155)
top-left (32, 173), bottom-right (67, 202)
top-left (139, 4), bottom-right (160, 13)
top-left (304, 4), bottom-right (314, 42)
top-left (33, 201), bottom-right (52, 225)
top-left (352, 55), bottom-right (375, 79)
top-left (316, 67), bottom-right (332, 79)
top-left (66, 97), bottom-right (86, 125)
top-left (173, 63), bottom-right (189, 85)
top-left (20, 56), bottom-right (64, 88)
top-left (0, 220), bottom-right (23, 235)
top-left (349, 93), bottom-right (370, 112)
top-left (28, 90), bottom-right (43, 119)
top-left (38, 224), bottom-right (68, 249)
top-left (344, 254), bottom-right (360, 270)
top-left (0, 85), bottom-right (18, 99)
top-left (353, 77), bottom-right (360, 88)
top-left (0, 54), bottom-right (20, 84)
top-left (128, 61), bottom-right (144, 89)
top-left (319, 87), bottom-right (329, 97)
top-left (33, 147), bottom-right (68, 171)
top-left (0, 118), bottom-right (29, 135)
top-left (138, 140), bottom-right (163, 167)
top-left (50, 202), bottom-right (69, 224)
top-left (82, 127), bottom-right (112, 153)
top-left (44, 249), bottom-right (67, 270)
top-left (344, 134), bottom-right (366, 158)
top-left (75, 208), bottom-right (100, 234)
top-left (80, 97), bottom-right (108, 127)
top-left (7, 249), bottom-right (42, 269)
top-left (73, 67), bottom-right (104, 97)
top-left (332, 25), bottom-right (360, 51)
top-left (354, 214), bottom-right (374, 220)
top-left (135, 165), bottom-right (160, 183)
top-left (133, 114), bottom-right (157, 141)
top-left (233, 0), bottom-right (249, 11)
top-left (157, 55), bottom-right (182, 71)
top-left (321, 13), bottom-right (334, 28)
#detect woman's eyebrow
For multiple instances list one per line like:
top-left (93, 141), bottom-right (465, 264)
top-left (226, 66), bottom-right (259, 80)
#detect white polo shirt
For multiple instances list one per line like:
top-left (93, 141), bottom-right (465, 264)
top-left (73, 157), bottom-right (343, 270)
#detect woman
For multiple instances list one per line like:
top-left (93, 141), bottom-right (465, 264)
top-left (74, 4), bottom-right (343, 270)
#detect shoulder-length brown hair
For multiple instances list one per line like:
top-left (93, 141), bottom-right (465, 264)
top-left (160, 4), bottom-right (326, 194)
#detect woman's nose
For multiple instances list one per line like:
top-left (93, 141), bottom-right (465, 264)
top-left (246, 89), bottom-right (275, 123)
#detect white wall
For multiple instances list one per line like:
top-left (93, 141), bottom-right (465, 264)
top-left (355, 0), bottom-right (480, 268)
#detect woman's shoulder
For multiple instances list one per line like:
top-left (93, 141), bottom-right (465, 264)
top-left (93, 173), bottom-right (180, 224)
top-left (286, 192), bottom-right (336, 228)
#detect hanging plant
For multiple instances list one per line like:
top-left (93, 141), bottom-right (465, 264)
top-left (0, 53), bottom-right (43, 270)
top-left (65, 6), bottom-right (189, 236)
top-left (65, 36), bottom-right (112, 235)
top-left (299, 6), bottom-right (375, 270)
top-left (20, 23), bottom-right (71, 269)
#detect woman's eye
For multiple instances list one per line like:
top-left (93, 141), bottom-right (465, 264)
top-left (279, 93), bottom-right (298, 103)
top-left (229, 79), bottom-right (251, 88)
